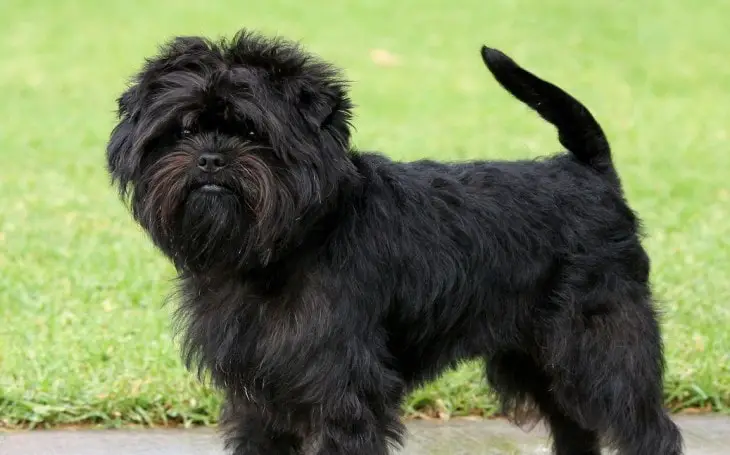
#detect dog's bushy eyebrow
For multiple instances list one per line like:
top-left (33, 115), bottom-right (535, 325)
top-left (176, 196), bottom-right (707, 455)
top-left (155, 71), bottom-right (208, 92)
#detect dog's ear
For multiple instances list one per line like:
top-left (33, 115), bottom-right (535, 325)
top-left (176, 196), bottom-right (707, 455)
top-left (107, 85), bottom-right (142, 193)
top-left (297, 80), bottom-right (353, 139)
top-left (299, 85), bottom-right (335, 127)
top-left (116, 84), bottom-right (141, 118)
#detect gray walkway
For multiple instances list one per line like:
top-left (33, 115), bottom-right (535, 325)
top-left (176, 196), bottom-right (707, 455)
top-left (1, 416), bottom-right (728, 454)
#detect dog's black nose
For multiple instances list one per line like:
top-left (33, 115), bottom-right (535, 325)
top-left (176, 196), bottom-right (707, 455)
top-left (197, 153), bottom-right (227, 173)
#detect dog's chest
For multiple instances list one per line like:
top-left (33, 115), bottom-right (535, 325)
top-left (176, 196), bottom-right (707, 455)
top-left (184, 277), bottom-right (331, 393)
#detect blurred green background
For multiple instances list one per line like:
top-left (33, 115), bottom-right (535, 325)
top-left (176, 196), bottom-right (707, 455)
top-left (1, 0), bottom-right (729, 428)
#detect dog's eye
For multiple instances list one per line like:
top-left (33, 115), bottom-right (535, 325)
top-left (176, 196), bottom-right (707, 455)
top-left (180, 125), bottom-right (199, 138)
top-left (247, 130), bottom-right (256, 139)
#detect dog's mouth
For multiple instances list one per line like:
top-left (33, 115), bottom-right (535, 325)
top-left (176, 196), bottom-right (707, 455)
top-left (190, 182), bottom-right (234, 194)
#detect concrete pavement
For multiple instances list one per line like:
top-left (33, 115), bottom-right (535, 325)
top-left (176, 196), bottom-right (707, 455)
top-left (1, 416), bottom-right (729, 454)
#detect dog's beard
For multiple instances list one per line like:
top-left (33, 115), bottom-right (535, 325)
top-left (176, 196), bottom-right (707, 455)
top-left (132, 148), bottom-right (290, 272)
top-left (176, 190), bottom-right (246, 271)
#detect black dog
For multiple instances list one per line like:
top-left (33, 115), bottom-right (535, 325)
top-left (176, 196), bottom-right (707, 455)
top-left (107, 30), bottom-right (683, 454)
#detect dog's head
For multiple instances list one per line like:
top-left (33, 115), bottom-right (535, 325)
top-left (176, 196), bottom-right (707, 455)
top-left (107, 30), bottom-right (356, 272)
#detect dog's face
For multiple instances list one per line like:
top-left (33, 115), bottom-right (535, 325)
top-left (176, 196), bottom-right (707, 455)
top-left (107, 31), bottom-right (355, 272)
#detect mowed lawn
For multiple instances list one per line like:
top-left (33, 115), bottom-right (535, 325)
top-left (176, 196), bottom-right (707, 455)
top-left (1, 0), bottom-right (729, 428)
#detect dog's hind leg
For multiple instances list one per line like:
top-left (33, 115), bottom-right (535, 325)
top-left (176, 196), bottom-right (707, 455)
top-left (539, 287), bottom-right (684, 455)
top-left (487, 351), bottom-right (601, 455)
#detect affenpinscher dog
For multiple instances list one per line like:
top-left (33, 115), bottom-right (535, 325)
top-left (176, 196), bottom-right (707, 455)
top-left (107, 30), bottom-right (683, 455)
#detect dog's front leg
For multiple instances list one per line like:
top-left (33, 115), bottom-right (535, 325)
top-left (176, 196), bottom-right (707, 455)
top-left (302, 344), bottom-right (406, 455)
top-left (219, 395), bottom-right (301, 455)
top-left (307, 392), bottom-right (403, 455)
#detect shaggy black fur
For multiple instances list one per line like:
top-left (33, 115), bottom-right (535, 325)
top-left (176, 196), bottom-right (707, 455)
top-left (107, 29), bottom-right (684, 454)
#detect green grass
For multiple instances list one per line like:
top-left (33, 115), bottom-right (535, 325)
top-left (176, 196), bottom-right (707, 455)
top-left (1, 0), bottom-right (729, 428)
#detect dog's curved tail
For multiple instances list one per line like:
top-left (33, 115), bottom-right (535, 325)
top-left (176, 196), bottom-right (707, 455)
top-left (481, 46), bottom-right (617, 182)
